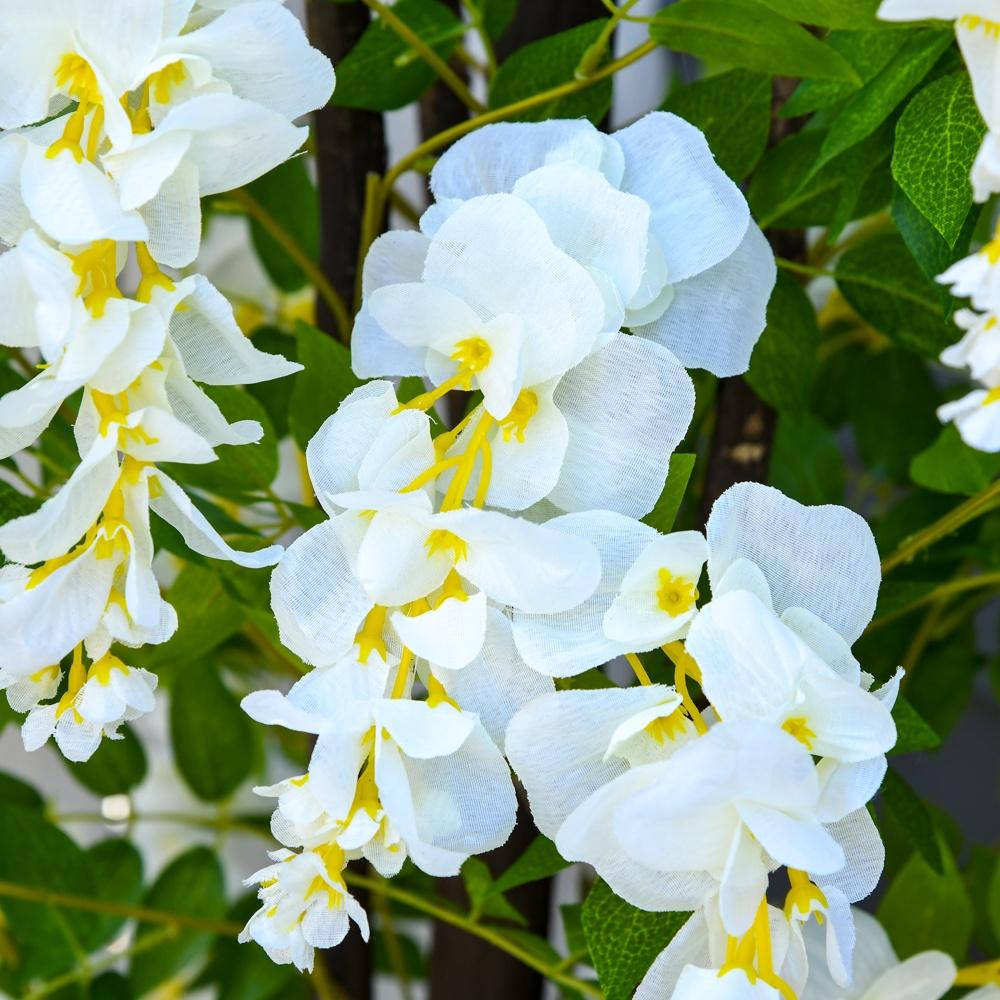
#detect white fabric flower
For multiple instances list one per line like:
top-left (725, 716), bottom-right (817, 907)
top-left (21, 649), bottom-right (157, 761)
top-left (242, 651), bottom-right (518, 878)
top-left (940, 308), bottom-right (1000, 382)
top-left (0, 663), bottom-right (61, 713)
top-left (938, 385), bottom-right (1000, 451)
top-left (240, 846), bottom-right (369, 973)
top-left (427, 113), bottom-right (775, 376)
top-left (938, 239), bottom-right (1000, 311)
top-left (801, 908), bottom-right (957, 1000)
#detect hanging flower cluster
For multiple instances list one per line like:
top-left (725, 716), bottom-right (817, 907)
top-left (879, 0), bottom-right (1000, 451)
top-left (237, 113), bottom-right (897, 988)
top-left (0, 0), bottom-right (334, 760)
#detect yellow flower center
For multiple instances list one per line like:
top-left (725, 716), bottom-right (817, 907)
top-left (425, 528), bottom-right (468, 564)
top-left (499, 390), bottom-right (538, 443)
top-left (784, 868), bottom-right (828, 920)
top-left (450, 336), bottom-right (492, 374)
top-left (983, 386), bottom-right (1000, 406)
top-left (70, 241), bottom-right (122, 318)
top-left (88, 652), bottom-right (128, 686)
top-left (781, 716), bottom-right (817, 750)
top-left (645, 708), bottom-right (688, 744)
top-left (960, 13), bottom-right (1000, 37)
top-left (656, 569), bottom-right (698, 617)
top-left (55, 54), bottom-right (101, 104)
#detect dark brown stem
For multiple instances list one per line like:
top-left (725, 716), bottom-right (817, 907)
top-left (698, 77), bottom-right (807, 526)
top-left (308, 1), bottom-right (387, 341)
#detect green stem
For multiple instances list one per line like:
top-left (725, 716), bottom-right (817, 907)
top-left (775, 257), bottom-right (835, 280)
top-left (866, 571), bottom-right (1000, 631)
top-left (0, 879), bottom-right (242, 936)
top-left (218, 188), bottom-right (353, 342)
top-left (459, 0), bottom-right (497, 74)
top-left (24, 926), bottom-right (178, 1000)
top-left (360, 0), bottom-right (485, 113)
top-left (344, 872), bottom-right (603, 998)
top-left (577, 0), bottom-right (642, 78)
top-left (881, 478), bottom-right (1000, 575)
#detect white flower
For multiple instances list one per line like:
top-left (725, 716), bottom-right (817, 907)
top-left (972, 130), bottom-right (1000, 202)
top-left (21, 647), bottom-right (157, 761)
top-left (0, 663), bottom-right (61, 713)
top-left (426, 113), bottom-right (776, 376)
top-left (506, 685), bottom-right (703, 913)
top-left (940, 308), bottom-right (1000, 382)
top-left (801, 908), bottom-right (956, 1000)
top-left (240, 846), bottom-right (369, 973)
top-left (938, 237), bottom-right (1000, 311)
top-left (686, 590), bottom-right (896, 769)
top-left (938, 384), bottom-right (1000, 450)
top-left (242, 650), bottom-right (518, 877)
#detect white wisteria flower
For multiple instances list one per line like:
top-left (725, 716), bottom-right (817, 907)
top-left (240, 845), bottom-right (369, 973)
top-left (21, 647), bottom-right (157, 761)
top-left (242, 649), bottom-right (518, 878)
top-left (938, 384), bottom-right (1000, 450)
top-left (800, 908), bottom-right (960, 1000)
top-left (425, 113), bottom-right (776, 376)
top-left (940, 308), bottom-right (1000, 383)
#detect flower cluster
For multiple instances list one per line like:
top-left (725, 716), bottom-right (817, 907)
top-left (0, 0), bottom-right (334, 760)
top-left (879, 0), bottom-right (1000, 451)
top-left (244, 114), bottom-right (914, 980)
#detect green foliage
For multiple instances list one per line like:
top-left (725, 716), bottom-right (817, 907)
top-left (911, 424), bottom-right (1000, 494)
top-left (130, 847), bottom-right (227, 996)
top-left (893, 73), bottom-right (986, 245)
top-left (289, 321), bottom-right (361, 451)
top-left (650, 0), bottom-right (861, 82)
top-left (878, 843), bottom-right (973, 961)
top-left (746, 273), bottom-right (820, 412)
top-left (331, 0), bottom-right (465, 111)
top-left (835, 233), bottom-right (954, 356)
top-left (62, 724), bottom-right (147, 795)
top-left (892, 183), bottom-right (980, 281)
top-left (461, 858), bottom-right (527, 924)
top-left (644, 453), bottom-right (696, 534)
top-left (891, 696), bottom-right (942, 754)
top-left (881, 768), bottom-right (943, 873)
top-left (770, 414), bottom-right (845, 505)
top-left (490, 836), bottom-right (571, 896)
top-left (171, 661), bottom-right (255, 801)
top-left (754, 0), bottom-right (884, 28)
top-left (0, 770), bottom-right (43, 810)
top-left (87, 839), bottom-right (145, 951)
top-left (489, 21), bottom-right (612, 124)
top-left (662, 70), bottom-right (772, 181)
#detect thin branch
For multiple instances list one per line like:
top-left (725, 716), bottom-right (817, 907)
top-left (0, 880), bottom-right (243, 936)
top-left (866, 571), bottom-right (1000, 631)
top-left (219, 187), bottom-right (353, 342)
top-left (344, 872), bottom-right (603, 999)
top-left (360, 0), bottom-right (485, 113)
top-left (881, 477), bottom-right (1000, 575)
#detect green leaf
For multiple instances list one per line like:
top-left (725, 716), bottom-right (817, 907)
top-left (755, 0), bottom-right (883, 28)
top-left (0, 771), bottom-right (43, 811)
top-left (582, 879), bottom-right (690, 1000)
top-left (491, 836), bottom-right (570, 897)
top-left (289, 320), bottom-right (361, 451)
top-left (770, 413), bottom-right (844, 505)
top-left (244, 159), bottom-right (320, 294)
top-left (783, 29), bottom-right (909, 117)
top-left (90, 972), bottom-right (133, 1000)
top-left (892, 184), bottom-right (980, 282)
top-left (167, 386), bottom-right (278, 496)
top-left (489, 20), bottom-right (612, 124)
top-left (129, 847), bottom-right (227, 997)
top-left (910, 424), bottom-right (1000, 494)
top-left (662, 70), bottom-right (771, 181)
top-left (878, 844), bottom-right (973, 961)
top-left (746, 272), bottom-right (820, 412)
top-left (61, 724), bottom-right (147, 796)
top-left (891, 696), bottom-right (942, 754)
top-left (893, 73), bottom-right (987, 246)
top-left (244, 327), bottom-right (298, 440)
top-left (835, 233), bottom-right (954, 356)
top-left (988, 856), bottom-right (1000, 944)
top-left (0, 482), bottom-right (39, 565)
top-left (86, 839), bottom-right (145, 951)
top-left (461, 858), bottom-right (526, 924)
top-left (814, 28), bottom-right (953, 170)
top-left (643, 454), bottom-right (695, 535)
top-left (650, 0), bottom-right (860, 83)
top-left (0, 803), bottom-right (96, 984)
top-left (171, 661), bottom-right (255, 801)
top-left (332, 0), bottom-right (465, 112)
top-left (479, 0), bottom-right (517, 38)
top-left (881, 769), bottom-right (943, 873)
top-left (137, 564), bottom-right (245, 673)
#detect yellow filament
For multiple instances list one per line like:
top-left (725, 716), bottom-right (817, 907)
top-left (752, 899), bottom-right (798, 1000)
top-left (135, 243), bottom-right (175, 302)
top-left (425, 529), bottom-right (468, 563)
top-left (55, 54), bottom-right (101, 103)
top-left (782, 716), bottom-right (817, 750)
top-left (472, 431), bottom-right (492, 508)
top-left (391, 647), bottom-right (415, 699)
top-left (55, 645), bottom-right (87, 719)
top-left (784, 869), bottom-right (828, 920)
top-left (439, 411), bottom-right (494, 511)
top-left (46, 100), bottom-right (90, 162)
top-left (645, 709), bottom-right (688, 744)
top-left (625, 652), bottom-right (652, 686)
top-left (433, 405), bottom-right (479, 457)
top-left (356, 605), bottom-right (388, 662)
top-left (662, 641), bottom-right (709, 734)
top-left (427, 674), bottom-right (459, 710)
top-left (148, 61), bottom-right (187, 104)
top-left (954, 959), bottom-right (1000, 986)
top-left (86, 103), bottom-right (104, 161)
top-left (499, 390), bottom-right (538, 443)
top-left (70, 241), bottom-right (121, 318)
top-left (960, 13), bottom-right (1000, 37)
top-left (400, 454), bottom-right (462, 494)
top-left (435, 569), bottom-right (468, 607)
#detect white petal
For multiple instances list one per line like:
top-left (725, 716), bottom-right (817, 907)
top-left (865, 951), bottom-right (957, 1000)
top-left (375, 699), bottom-right (476, 759)
top-left (737, 803), bottom-right (844, 876)
top-left (821, 808), bottom-right (885, 904)
top-left (719, 823), bottom-right (769, 936)
top-left (549, 334), bottom-right (694, 517)
top-left (141, 159), bottom-right (202, 268)
top-left (706, 482), bottom-right (881, 644)
top-left (390, 589), bottom-right (486, 670)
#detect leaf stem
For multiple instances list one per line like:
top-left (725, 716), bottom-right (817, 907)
top-left (867, 571), bottom-right (1000, 630)
top-left (0, 879), bottom-right (242, 936)
top-left (219, 187), bottom-right (352, 343)
top-left (881, 477), bottom-right (1000, 574)
top-left (360, 0), bottom-right (485, 113)
top-left (344, 872), bottom-right (603, 998)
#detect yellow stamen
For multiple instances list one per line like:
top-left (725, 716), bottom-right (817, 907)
top-left (440, 411), bottom-right (495, 511)
top-left (425, 528), bottom-right (468, 563)
top-left (499, 390), bottom-right (538, 443)
top-left (625, 652), bottom-right (652, 686)
top-left (436, 569), bottom-right (468, 607)
top-left (46, 100), bottom-right (90, 162)
top-left (983, 386), bottom-right (1000, 406)
top-left (784, 868), bottom-right (828, 921)
top-left (954, 959), bottom-right (1000, 987)
top-left (391, 647), bottom-right (415, 699)
top-left (662, 641), bottom-right (709, 735)
top-left (56, 645), bottom-right (88, 719)
top-left (88, 652), bottom-right (128, 686)
top-left (960, 13), bottom-right (1000, 37)
top-left (656, 569), bottom-right (699, 617)
top-left (135, 243), bottom-right (175, 302)
top-left (427, 674), bottom-right (459, 710)
top-left (782, 716), bottom-right (817, 750)
top-left (148, 61), bottom-right (187, 104)
top-left (450, 336), bottom-right (492, 373)
top-left (70, 241), bottom-right (121, 318)
top-left (356, 605), bottom-right (388, 662)
top-left (645, 708), bottom-right (688, 744)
